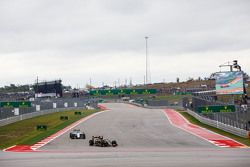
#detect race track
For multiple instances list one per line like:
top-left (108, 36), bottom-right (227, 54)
top-left (1, 103), bottom-right (250, 167)
top-left (41, 103), bottom-right (213, 151)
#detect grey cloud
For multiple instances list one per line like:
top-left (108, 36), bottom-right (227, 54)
top-left (0, 0), bottom-right (250, 86)
top-left (1, 0), bottom-right (250, 55)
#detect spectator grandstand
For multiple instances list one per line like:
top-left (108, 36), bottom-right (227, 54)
top-left (34, 80), bottom-right (63, 98)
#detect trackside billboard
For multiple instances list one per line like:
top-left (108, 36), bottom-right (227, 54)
top-left (197, 105), bottom-right (235, 114)
top-left (89, 89), bottom-right (157, 96)
top-left (0, 101), bottom-right (32, 108)
top-left (215, 71), bottom-right (244, 95)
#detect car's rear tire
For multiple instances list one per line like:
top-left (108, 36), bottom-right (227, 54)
top-left (81, 134), bottom-right (86, 139)
top-left (70, 135), bottom-right (74, 139)
top-left (89, 140), bottom-right (94, 146)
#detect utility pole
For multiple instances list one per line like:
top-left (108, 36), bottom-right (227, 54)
top-left (125, 78), bottom-right (127, 87)
top-left (36, 76), bottom-right (39, 98)
top-left (144, 75), bottom-right (146, 85)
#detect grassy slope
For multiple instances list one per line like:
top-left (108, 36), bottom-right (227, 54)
top-left (0, 109), bottom-right (99, 149)
top-left (179, 112), bottom-right (250, 146)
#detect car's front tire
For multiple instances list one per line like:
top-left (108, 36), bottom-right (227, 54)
top-left (111, 140), bottom-right (117, 147)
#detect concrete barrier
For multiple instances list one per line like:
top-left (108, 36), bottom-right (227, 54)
top-left (146, 100), bottom-right (169, 106)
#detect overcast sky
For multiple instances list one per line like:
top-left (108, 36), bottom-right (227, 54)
top-left (0, 0), bottom-right (250, 88)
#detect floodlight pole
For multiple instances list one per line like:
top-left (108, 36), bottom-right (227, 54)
top-left (89, 78), bottom-right (92, 90)
top-left (219, 60), bottom-right (241, 72)
top-left (145, 36), bottom-right (148, 85)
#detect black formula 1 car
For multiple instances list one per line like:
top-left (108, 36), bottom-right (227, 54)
top-left (89, 136), bottom-right (118, 147)
top-left (69, 129), bottom-right (86, 139)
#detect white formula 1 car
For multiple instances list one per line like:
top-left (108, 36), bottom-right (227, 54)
top-left (69, 129), bottom-right (86, 139)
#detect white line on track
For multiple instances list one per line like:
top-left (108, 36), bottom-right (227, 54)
top-left (31, 109), bottom-right (110, 150)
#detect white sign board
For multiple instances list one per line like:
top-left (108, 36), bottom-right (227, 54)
top-left (14, 108), bottom-right (19, 115)
top-left (53, 103), bottom-right (57, 109)
top-left (36, 105), bottom-right (40, 111)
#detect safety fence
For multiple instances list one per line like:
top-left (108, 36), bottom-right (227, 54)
top-left (186, 109), bottom-right (249, 138)
top-left (0, 98), bottom-right (98, 126)
top-left (183, 96), bottom-right (250, 130)
top-left (0, 107), bottom-right (86, 127)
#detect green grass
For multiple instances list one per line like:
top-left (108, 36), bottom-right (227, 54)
top-left (179, 112), bottom-right (250, 146)
top-left (0, 109), bottom-right (99, 149)
top-left (175, 108), bottom-right (185, 112)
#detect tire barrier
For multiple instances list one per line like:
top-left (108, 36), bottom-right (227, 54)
top-left (74, 111), bottom-right (82, 115)
top-left (60, 116), bottom-right (69, 120)
top-left (36, 125), bottom-right (47, 131)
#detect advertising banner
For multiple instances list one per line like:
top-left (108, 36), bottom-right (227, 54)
top-left (0, 101), bottom-right (32, 108)
top-left (215, 71), bottom-right (244, 95)
top-left (197, 105), bottom-right (235, 114)
top-left (90, 89), bottom-right (157, 96)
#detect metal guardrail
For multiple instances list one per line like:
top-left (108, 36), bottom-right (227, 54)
top-left (186, 109), bottom-right (249, 138)
top-left (183, 96), bottom-right (250, 130)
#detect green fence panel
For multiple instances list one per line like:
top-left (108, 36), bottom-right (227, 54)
top-left (90, 89), bottom-right (157, 96)
top-left (175, 92), bottom-right (192, 95)
top-left (197, 105), bottom-right (235, 114)
top-left (0, 101), bottom-right (31, 108)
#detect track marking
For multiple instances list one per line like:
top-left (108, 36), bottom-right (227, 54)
top-left (2, 145), bottom-right (17, 152)
top-left (4, 106), bottom-right (109, 152)
top-left (31, 110), bottom-right (110, 150)
top-left (163, 109), bottom-right (247, 148)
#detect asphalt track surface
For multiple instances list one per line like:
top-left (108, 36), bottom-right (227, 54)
top-left (1, 103), bottom-right (250, 167)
